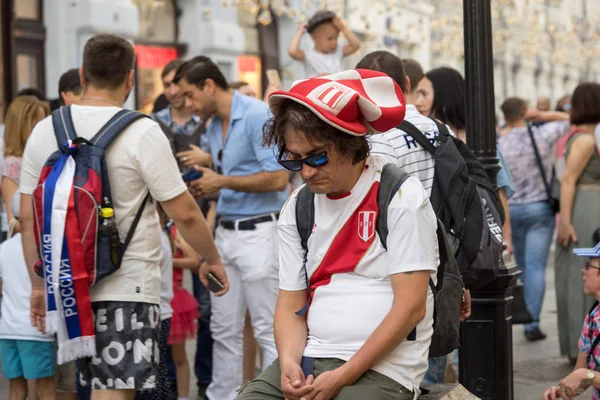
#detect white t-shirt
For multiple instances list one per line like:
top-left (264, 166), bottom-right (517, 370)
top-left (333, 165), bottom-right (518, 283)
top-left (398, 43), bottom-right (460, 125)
top-left (159, 230), bottom-right (174, 321)
top-left (278, 155), bottom-right (439, 397)
top-left (303, 44), bottom-right (344, 78)
top-left (19, 105), bottom-right (187, 305)
top-left (369, 105), bottom-right (453, 197)
top-left (0, 233), bottom-right (54, 341)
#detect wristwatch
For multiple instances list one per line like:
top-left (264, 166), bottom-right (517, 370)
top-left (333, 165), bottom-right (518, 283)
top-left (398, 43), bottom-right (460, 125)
top-left (585, 369), bottom-right (596, 386)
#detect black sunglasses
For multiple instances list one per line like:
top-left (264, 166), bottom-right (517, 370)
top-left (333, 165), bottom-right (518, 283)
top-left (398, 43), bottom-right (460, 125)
top-left (278, 151), bottom-right (329, 172)
top-left (585, 262), bottom-right (600, 272)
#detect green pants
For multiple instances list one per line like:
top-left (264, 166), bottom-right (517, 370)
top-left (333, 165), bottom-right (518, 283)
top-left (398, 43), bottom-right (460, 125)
top-left (236, 358), bottom-right (414, 400)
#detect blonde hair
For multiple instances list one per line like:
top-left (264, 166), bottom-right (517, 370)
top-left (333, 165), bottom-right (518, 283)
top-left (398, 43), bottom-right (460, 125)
top-left (3, 96), bottom-right (50, 157)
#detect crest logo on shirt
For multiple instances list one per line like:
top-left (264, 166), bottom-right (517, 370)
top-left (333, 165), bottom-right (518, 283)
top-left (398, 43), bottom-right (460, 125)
top-left (358, 211), bottom-right (376, 242)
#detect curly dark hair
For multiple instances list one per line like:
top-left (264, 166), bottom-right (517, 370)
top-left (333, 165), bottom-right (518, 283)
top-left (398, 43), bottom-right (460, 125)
top-left (263, 100), bottom-right (370, 165)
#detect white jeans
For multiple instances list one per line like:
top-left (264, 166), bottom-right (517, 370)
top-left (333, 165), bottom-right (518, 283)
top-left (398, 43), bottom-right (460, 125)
top-left (206, 218), bottom-right (280, 400)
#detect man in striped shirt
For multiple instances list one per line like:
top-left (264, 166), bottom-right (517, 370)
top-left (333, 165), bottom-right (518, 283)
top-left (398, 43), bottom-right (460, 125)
top-left (358, 52), bottom-right (453, 197)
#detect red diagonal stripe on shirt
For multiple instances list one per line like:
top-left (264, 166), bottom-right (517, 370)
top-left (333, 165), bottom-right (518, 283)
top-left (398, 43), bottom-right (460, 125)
top-left (309, 181), bottom-right (380, 295)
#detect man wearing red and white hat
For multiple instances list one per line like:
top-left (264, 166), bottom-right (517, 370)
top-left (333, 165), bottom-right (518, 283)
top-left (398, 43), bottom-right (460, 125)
top-left (236, 70), bottom-right (439, 400)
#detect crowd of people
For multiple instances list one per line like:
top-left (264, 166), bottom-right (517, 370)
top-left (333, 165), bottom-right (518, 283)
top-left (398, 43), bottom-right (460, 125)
top-left (0, 8), bottom-right (599, 400)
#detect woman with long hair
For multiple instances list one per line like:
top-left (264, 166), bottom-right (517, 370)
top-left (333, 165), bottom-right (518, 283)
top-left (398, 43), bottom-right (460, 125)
top-left (555, 83), bottom-right (600, 364)
top-left (1, 95), bottom-right (49, 226)
top-left (414, 67), bottom-right (467, 142)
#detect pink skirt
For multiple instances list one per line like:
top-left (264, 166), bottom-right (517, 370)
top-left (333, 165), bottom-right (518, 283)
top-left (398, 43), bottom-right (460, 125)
top-left (168, 286), bottom-right (199, 344)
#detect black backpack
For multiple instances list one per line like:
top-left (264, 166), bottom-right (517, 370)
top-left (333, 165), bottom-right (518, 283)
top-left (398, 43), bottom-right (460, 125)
top-left (295, 164), bottom-right (464, 357)
top-left (153, 116), bottom-right (206, 172)
top-left (399, 119), bottom-right (504, 289)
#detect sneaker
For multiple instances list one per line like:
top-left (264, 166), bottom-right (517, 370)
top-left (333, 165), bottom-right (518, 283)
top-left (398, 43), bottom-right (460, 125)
top-left (524, 328), bottom-right (547, 342)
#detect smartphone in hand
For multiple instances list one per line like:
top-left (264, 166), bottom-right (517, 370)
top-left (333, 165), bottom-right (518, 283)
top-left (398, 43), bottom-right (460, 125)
top-left (207, 272), bottom-right (226, 293)
top-left (182, 169), bottom-right (203, 183)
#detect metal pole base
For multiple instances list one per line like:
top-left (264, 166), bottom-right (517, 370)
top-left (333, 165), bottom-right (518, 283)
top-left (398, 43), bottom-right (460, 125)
top-left (459, 265), bottom-right (519, 400)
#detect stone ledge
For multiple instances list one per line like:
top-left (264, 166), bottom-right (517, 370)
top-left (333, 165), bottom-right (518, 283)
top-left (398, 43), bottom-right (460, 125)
top-left (419, 384), bottom-right (480, 399)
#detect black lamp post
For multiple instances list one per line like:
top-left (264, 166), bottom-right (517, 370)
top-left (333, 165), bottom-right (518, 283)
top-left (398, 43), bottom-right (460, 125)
top-left (459, 1), bottom-right (519, 399)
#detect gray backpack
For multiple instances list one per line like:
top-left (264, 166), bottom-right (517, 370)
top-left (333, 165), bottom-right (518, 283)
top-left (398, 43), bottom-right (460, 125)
top-left (295, 164), bottom-right (464, 357)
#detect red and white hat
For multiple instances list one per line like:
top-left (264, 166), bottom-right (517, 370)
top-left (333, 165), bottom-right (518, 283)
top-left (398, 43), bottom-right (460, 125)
top-left (268, 69), bottom-right (406, 136)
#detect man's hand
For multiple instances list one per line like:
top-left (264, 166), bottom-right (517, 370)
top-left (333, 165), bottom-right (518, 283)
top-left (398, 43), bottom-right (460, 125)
top-left (199, 261), bottom-right (229, 297)
top-left (189, 167), bottom-right (225, 197)
top-left (305, 369), bottom-right (346, 400)
top-left (30, 287), bottom-right (46, 334)
top-left (280, 361), bottom-right (315, 400)
top-left (176, 144), bottom-right (212, 169)
top-left (460, 289), bottom-right (472, 322)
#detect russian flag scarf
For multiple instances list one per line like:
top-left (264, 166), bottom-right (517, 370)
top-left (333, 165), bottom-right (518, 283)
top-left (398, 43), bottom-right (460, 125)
top-left (42, 142), bottom-right (96, 364)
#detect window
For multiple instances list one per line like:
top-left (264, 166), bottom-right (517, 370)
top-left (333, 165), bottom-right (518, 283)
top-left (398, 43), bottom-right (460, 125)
top-left (133, 0), bottom-right (177, 43)
top-left (237, 56), bottom-right (262, 98)
top-left (14, 0), bottom-right (40, 20)
top-left (133, 0), bottom-right (179, 112)
top-left (134, 45), bottom-right (178, 113)
top-left (16, 54), bottom-right (39, 90)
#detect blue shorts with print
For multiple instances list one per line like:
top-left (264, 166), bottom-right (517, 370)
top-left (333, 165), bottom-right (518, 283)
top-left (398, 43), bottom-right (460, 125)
top-left (0, 339), bottom-right (55, 379)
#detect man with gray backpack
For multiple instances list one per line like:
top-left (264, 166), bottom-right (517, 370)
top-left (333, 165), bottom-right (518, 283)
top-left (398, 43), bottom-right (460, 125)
top-left (357, 51), bottom-right (505, 384)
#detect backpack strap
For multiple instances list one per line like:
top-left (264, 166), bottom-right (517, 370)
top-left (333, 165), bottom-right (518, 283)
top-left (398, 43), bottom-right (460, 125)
top-left (376, 164), bottom-right (410, 250)
top-left (294, 184), bottom-right (315, 317)
top-left (376, 163), bottom-right (418, 341)
top-left (91, 110), bottom-right (148, 150)
top-left (190, 119), bottom-right (207, 144)
top-left (399, 120), bottom-right (436, 154)
top-left (428, 117), bottom-right (451, 137)
top-left (296, 184), bottom-right (315, 254)
top-left (121, 192), bottom-right (151, 260)
top-left (154, 116), bottom-right (174, 138)
top-left (51, 106), bottom-right (78, 148)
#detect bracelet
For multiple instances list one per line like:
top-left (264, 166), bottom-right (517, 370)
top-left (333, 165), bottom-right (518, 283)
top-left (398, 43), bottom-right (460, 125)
top-left (585, 369), bottom-right (596, 386)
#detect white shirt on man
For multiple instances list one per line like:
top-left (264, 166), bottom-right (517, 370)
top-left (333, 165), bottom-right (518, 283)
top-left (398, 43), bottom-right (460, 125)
top-left (19, 105), bottom-right (187, 305)
top-left (278, 155), bottom-right (439, 398)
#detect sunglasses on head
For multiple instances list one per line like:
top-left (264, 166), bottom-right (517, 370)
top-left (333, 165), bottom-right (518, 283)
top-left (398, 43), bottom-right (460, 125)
top-left (584, 262), bottom-right (600, 272)
top-left (278, 151), bottom-right (329, 172)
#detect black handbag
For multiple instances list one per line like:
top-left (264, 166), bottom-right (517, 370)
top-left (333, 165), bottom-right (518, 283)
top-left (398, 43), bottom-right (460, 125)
top-left (526, 123), bottom-right (560, 214)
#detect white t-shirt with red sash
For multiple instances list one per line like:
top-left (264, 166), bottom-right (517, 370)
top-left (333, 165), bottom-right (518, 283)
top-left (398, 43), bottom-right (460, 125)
top-left (278, 155), bottom-right (439, 396)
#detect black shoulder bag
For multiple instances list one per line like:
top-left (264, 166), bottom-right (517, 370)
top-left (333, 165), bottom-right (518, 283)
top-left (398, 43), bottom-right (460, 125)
top-left (526, 122), bottom-right (560, 214)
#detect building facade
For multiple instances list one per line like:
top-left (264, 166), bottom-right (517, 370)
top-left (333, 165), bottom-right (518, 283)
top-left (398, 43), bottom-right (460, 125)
top-left (1, 0), bottom-right (599, 115)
